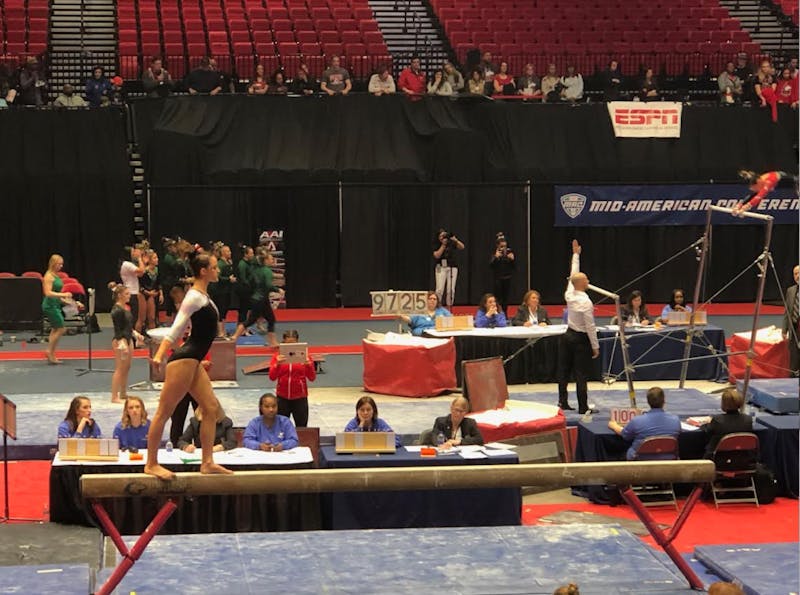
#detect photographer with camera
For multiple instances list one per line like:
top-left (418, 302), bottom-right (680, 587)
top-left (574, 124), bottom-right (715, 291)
top-left (433, 228), bottom-right (465, 307)
top-left (490, 233), bottom-right (515, 313)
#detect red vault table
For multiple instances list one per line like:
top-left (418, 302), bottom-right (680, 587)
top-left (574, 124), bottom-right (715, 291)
top-left (362, 336), bottom-right (457, 397)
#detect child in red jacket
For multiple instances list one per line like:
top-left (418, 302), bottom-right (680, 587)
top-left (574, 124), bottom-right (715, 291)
top-left (269, 330), bottom-right (316, 426)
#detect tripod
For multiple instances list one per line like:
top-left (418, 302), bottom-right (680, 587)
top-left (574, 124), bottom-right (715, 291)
top-left (1, 395), bottom-right (39, 523)
top-left (75, 288), bottom-right (112, 377)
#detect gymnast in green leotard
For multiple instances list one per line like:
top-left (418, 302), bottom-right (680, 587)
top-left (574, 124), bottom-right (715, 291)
top-left (42, 254), bottom-right (73, 364)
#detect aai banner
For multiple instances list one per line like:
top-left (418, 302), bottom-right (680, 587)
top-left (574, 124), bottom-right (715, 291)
top-left (555, 185), bottom-right (799, 227)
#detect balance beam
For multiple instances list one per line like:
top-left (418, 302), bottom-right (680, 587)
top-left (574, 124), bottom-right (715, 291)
top-left (80, 460), bottom-right (714, 499)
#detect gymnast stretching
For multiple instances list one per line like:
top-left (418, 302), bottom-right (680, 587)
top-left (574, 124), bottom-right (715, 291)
top-left (732, 169), bottom-right (794, 216)
top-left (145, 248), bottom-right (232, 479)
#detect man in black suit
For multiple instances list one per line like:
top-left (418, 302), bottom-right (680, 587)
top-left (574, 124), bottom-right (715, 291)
top-left (428, 396), bottom-right (483, 447)
top-left (783, 265), bottom-right (799, 377)
top-left (511, 289), bottom-right (551, 326)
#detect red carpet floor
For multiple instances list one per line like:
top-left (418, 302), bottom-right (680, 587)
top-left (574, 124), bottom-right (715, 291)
top-left (523, 498), bottom-right (799, 553)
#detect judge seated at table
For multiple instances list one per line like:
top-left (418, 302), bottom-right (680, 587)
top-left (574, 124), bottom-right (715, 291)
top-left (659, 288), bottom-right (692, 322)
top-left (344, 395), bottom-right (403, 447)
top-left (398, 291), bottom-right (451, 336)
top-left (427, 396), bottom-right (484, 448)
top-left (112, 396), bottom-right (150, 450)
top-left (608, 387), bottom-right (680, 460)
top-left (243, 393), bottom-right (299, 452)
top-left (618, 290), bottom-right (651, 326)
top-left (511, 290), bottom-right (551, 327)
top-left (700, 388), bottom-right (752, 458)
top-left (58, 396), bottom-right (102, 439)
top-left (177, 404), bottom-right (237, 453)
top-left (475, 293), bottom-right (507, 328)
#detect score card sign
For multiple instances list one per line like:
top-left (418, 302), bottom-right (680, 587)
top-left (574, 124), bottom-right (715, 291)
top-left (610, 408), bottom-right (641, 425)
top-left (370, 291), bottom-right (428, 316)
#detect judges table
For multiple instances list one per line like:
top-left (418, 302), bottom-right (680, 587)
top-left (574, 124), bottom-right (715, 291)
top-left (319, 445), bottom-right (522, 530)
top-left (50, 447), bottom-right (321, 533)
top-left (425, 325), bottom-right (566, 385)
top-left (756, 415), bottom-right (799, 498)
top-left (598, 324), bottom-right (727, 382)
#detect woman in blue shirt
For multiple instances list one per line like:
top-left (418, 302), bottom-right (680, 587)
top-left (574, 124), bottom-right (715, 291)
top-left (243, 393), bottom-right (299, 452)
top-left (398, 291), bottom-right (451, 336)
top-left (344, 396), bottom-right (402, 447)
top-left (58, 396), bottom-right (102, 438)
top-left (112, 396), bottom-right (150, 450)
top-left (474, 293), bottom-right (507, 328)
top-left (660, 288), bottom-right (692, 321)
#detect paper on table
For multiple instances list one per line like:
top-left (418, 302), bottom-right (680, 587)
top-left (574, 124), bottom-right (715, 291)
top-left (482, 448), bottom-right (516, 457)
top-left (458, 445), bottom-right (484, 453)
top-left (680, 422), bottom-right (702, 432)
top-left (404, 445), bottom-right (424, 452)
top-left (484, 441), bottom-right (517, 450)
top-left (459, 450), bottom-right (488, 459)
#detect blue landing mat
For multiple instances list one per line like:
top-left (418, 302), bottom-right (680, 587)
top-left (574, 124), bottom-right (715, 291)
top-left (737, 378), bottom-right (800, 414)
top-left (694, 543), bottom-right (800, 595)
top-left (514, 388), bottom-right (721, 422)
top-left (98, 525), bottom-right (695, 594)
top-left (0, 564), bottom-right (90, 594)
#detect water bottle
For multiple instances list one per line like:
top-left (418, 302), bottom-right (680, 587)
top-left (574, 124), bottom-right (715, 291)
top-left (436, 432), bottom-right (445, 447)
top-left (165, 440), bottom-right (173, 452)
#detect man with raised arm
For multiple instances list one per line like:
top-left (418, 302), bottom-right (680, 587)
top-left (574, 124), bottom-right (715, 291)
top-left (557, 239), bottom-right (599, 414)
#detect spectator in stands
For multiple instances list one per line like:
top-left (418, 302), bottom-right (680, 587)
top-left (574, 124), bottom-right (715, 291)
top-left (186, 57), bottom-right (223, 95)
top-left (427, 396), bottom-right (483, 448)
top-left (608, 386), bottom-right (680, 460)
top-left (85, 66), bottom-right (112, 108)
top-left (53, 84), bottom-right (87, 108)
top-left (399, 56), bottom-right (426, 95)
top-left (58, 396), bottom-right (102, 439)
top-left (178, 406), bottom-right (237, 452)
top-left (368, 65), bottom-right (396, 95)
top-left (541, 63), bottom-right (560, 102)
top-left (467, 69), bottom-right (487, 95)
top-left (517, 63), bottom-right (542, 99)
top-left (560, 65), bottom-right (583, 102)
top-left (478, 51), bottom-right (497, 83)
top-left (113, 396), bottom-right (150, 450)
top-left (210, 58), bottom-right (236, 93)
top-left (343, 396), bottom-right (402, 447)
top-left (659, 288), bottom-right (692, 322)
top-left (243, 393), bottom-right (299, 451)
top-left (320, 55), bottom-right (352, 95)
top-left (754, 60), bottom-right (778, 121)
top-left (289, 65), bottom-right (318, 95)
top-left (601, 60), bottom-right (623, 101)
top-left (619, 290), bottom-right (651, 326)
top-left (734, 52), bottom-right (755, 101)
top-left (443, 61), bottom-right (464, 93)
top-left (789, 57), bottom-right (798, 78)
top-left (268, 70), bottom-right (288, 95)
top-left (718, 61), bottom-right (743, 104)
top-left (427, 69), bottom-right (454, 96)
top-left (398, 291), bottom-right (451, 336)
top-left (493, 61), bottom-right (515, 95)
top-left (0, 63), bottom-right (17, 106)
top-left (474, 293), bottom-right (507, 328)
top-left (640, 67), bottom-right (660, 101)
top-left (511, 290), bottom-right (551, 327)
top-left (142, 57), bottom-right (174, 98)
top-left (699, 388), bottom-right (752, 458)
top-left (18, 56), bottom-right (47, 106)
top-left (108, 76), bottom-right (125, 106)
top-left (248, 64), bottom-right (269, 94)
top-left (775, 67), bottom-right (798, 108)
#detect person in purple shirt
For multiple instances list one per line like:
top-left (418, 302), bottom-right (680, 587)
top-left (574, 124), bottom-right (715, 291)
top-left (58, 396), bottom-right (102, 439)
top-left (343, 396), bottom-right (402, 447)
top-left (608, 387), bottom-right (680, 460)
top-left (243, 393), bottom-right (299, 451)
top-left (474, 293), bottom-right (507, 328)
top-left (113, 396), bottom-right (150, 450)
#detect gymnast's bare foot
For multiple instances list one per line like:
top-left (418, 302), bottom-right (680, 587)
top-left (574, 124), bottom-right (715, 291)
top-left (200, 462), bottom-right (233, 475)
top-left (144, 464), bottom-right (176, 481)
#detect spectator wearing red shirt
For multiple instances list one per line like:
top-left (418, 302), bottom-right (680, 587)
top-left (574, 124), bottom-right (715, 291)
top-left (775, 67), bottom-right (798, 108)
top-left (398, 56), bottom-right (426, 95)
top-left (269, 329), bottom-right (316, 427)
top-left (493, 61), bottom-right (516, 95)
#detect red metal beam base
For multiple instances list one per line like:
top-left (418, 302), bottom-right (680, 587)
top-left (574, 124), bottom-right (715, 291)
top-left (619, 484), bottom-right (706, 591)
top-left (91, 499), bottom-right (178, 595)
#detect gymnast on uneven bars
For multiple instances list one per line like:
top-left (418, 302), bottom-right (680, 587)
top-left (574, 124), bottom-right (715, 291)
top-left (144, 247), bottom-right (233, 480)
top-left (732, 169), bottom-right (795, 216)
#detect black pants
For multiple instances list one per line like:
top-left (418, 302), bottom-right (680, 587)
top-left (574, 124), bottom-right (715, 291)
top-left (493, 277), bottom-right (512, 313)
top-left (789, 328), bottom-right (800, 377)
top-left (236, 290), bottom-right (251, 324)
top-left (557, 328), bottom-right (592, 411)
top-left (242, 298), bottom-right (276, 332)
top-left (278, 396), bottom-right (309, 427)
top-left (215, 291), bottom-right (231, 322)
top-left (170, 393), bottom-right (198, 445)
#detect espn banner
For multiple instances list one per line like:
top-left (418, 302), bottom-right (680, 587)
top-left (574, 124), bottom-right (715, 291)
top-left (555, 184), bottom-right (799, 226)
top-left (607, 101), bottom-right (683, 138)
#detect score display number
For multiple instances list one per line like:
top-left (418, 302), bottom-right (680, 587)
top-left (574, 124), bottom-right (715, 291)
top-left (370, 291), bottom-right (428, 316)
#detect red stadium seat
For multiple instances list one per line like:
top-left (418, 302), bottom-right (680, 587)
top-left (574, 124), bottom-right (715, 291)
top-left (274, 30), bottom-right (296, 43)
top-left (359, 20), bottom-right (380, 33)
top-left (688, 30), bottom-right (710, 43)
top-left (278, 41), bottom-right (298, 55)
top-left (721, 18), bottom-right (741, 31)
top-left (322, 42), bottom-right (343, 56)
top-left (300, 42), bottom-right (322, 55)
top-left (315, 19), bottom-right (336, 31)
top-left (272, 19), bottom-right (293, 31)
top-left (318, 30), bottom-right (339, 44)
top-left (295, 18), bottom-right (314, 31)
top-left (337, 19), bottom-right (358, 31)
top-left (344, 42), bottom-right (365, 55)
top-left (233, 41), bottom-right (253, 55)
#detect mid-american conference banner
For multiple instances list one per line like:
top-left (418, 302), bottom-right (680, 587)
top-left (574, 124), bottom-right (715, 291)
top-left (607, 101), bottom-right (683, 138)
top-left (555, 185), bottom-right (799, 226)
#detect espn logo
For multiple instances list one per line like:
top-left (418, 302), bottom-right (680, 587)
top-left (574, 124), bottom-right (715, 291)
top-left (614, 108), bottom-right (679, 126)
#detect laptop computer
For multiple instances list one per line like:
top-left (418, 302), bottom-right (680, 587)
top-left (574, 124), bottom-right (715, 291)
top-left (279, 342), bottom-right (308, 364)
top-left (666, 311), bottom-right (708, 326)
top-left (335, 432), bottom-right (397, 454)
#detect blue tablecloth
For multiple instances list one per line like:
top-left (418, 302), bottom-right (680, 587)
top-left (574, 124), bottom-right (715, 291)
top-left (319, 446), bottom-right (521, 529)
top-left (598, 325), bottom-right (727, 382)
top-left (755, 415), bottom-right (799, 498)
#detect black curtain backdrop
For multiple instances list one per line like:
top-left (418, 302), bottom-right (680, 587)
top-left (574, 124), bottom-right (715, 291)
top-left (0, 109), bottom-right (133, 312)
top-left (132, 95), bottom-right (798, 307)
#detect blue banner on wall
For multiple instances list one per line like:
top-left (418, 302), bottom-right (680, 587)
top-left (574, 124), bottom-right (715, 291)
top-left (554, 184), bottom-right (799, 226)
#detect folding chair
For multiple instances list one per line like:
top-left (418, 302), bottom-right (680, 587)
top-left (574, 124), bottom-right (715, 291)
top-left (631, 436), bottom-right (680, 509)
top-left (711, 432), bottom-right (760, 508)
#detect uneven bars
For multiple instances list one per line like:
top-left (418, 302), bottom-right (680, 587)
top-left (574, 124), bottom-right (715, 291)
top-left (587, 284), bottom-right (619, 300)
top-left (709, 205), bottom-right (775, 221)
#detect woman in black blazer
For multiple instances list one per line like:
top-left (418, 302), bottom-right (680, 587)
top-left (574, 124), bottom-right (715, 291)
top-left (702, 388), bottom-right (752, 458)
top-left (429, 396), bottom-right (484, 447)
top-left (511, 290), bottom-right (551, 326)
